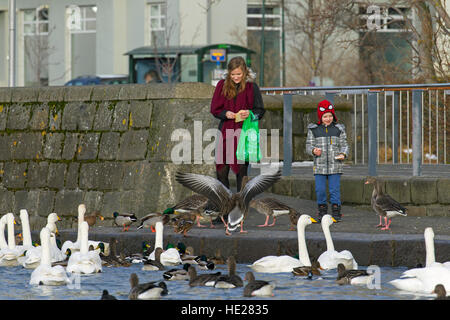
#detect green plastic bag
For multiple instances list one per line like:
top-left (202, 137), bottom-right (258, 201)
top-left (236, 110), bottom-right (262, 163)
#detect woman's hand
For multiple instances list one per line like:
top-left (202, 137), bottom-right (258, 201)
top-left (238, 110), bottom-right (250, 120)
top-left (226, 111), bottom-right (236, 119)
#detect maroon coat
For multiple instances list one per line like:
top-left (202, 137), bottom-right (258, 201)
top-left (210, 79), bottom-right (265, 174)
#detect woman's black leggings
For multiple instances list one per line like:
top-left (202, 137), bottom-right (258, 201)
top-left (216, 164), bottom-right (249, 192)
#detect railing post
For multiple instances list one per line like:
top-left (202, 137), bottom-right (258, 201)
top-left (412, 90), bottom-right (423, 176)
top-left (283, 93), bottom-right (292, 176)
top-left (393, 91), bottom-right (399, 163)
top-left (367, 91), bottom-right (378, 176)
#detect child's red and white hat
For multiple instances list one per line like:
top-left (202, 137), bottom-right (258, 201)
top-left (317, 99), bottom-right (337, 124)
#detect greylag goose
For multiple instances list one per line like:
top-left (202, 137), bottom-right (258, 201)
top-left (365, 177), bottom-right (407, 230)
top-left (249, 197), bottom-right (299, 229)
top-left (213, 256), bottom-right (243, 288)
top-left (336, 263), bottom-right (373, 286)
top-left (128, 273), bottom-right (168, 299)
top-left (113, 212), bottom-right (137, 232)
top-left (175, 169), bottom-right (282, 235)
top-left (433, 284), bottom-right (449, 300)
top-left (243, 271), bottom-right (275, 297)
top-left (187, 265), bottom-right (222, 287)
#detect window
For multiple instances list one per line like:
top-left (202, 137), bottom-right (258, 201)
top-left (23, 6), bottom-right (49, 36)
top-left (359, 4), bottom-right (412, 33)
top-left (147, 2), bottom-right (166, 47)
top-left (68, 5), bottom-right (97, 34)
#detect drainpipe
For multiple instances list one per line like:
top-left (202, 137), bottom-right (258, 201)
top-left (8, 0), bottom-right (16, 87)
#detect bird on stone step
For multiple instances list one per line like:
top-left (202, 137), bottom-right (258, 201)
top-left (113, 212), bottom-right (137, 232)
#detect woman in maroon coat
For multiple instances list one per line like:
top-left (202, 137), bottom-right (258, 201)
top-left (210, 56), bottom-right (265, 192)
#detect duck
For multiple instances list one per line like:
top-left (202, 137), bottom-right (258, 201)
top-left (100, 289), bottom-right (117, 300)
top-left (124, 242), bottom-right (152, 263)
top-left (148, 221), bottom-right (182, 266)
top-left (66, 221), bottom-right (102, 274)
top-left (163, 263), bottom-right (191, 281)
top-left (365, 177), bottom-right (407, 230)
top-left (249, 214), bottom-right (317, 273)
top-left (433, 284), bottom-right (450, 300)
top-left (0, 213), bottom-right (21, 266)
top-left (243, 271), bottom-right (275, 297)
top-left (317, 214), bottom-right (358, 270)
top-left (292, 260), bottom-right (322, 276)
top-left (209, 248), bottom-right (226, 265)
top-left (187, 265), bottom-right (222, 287)
top-left (113, 211), bottom-right (137, 232)
top-left (389, 227), bottom-right (450, 294)
top-left (164, 194), bottom-right (215, 229)
top-left (175, 169), bottom-right (282, 235)
top-left (176, 244), bottom-right (215, 270)
top-left (137, 212), bottom-right (170, 232)
top-left (172, 212), bottom-right (197, 237)
top-left (29, 227), bottom-right (70, 286)
top-left (96, 239), bottom-right (130, 267)
top-left (213, 256), bottom-right (243, 288)
top-left (128, 273), bottom-right (168, 300)
top-left (336, 263), bottom-right (374, 286)
top-left (142, 247), bottom-right (165, 271)
top-left (84, 210), bottom-right (104, 227)
top-left (249, 197), bottom-right (297, 228)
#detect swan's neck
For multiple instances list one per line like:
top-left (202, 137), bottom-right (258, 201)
top-left (21, 215), bottom-right (32, 247)
top-left (425, 233), bottom-right (435, 267)
top-left (322, 222), bottom-right (335, 252)
top-left (76, 212), bottom-right (84, 243)
top-left (7, 216), bottom-right (15, 249)
top-left (0, 220), bottom-right (7, 249)
top-left (155, 222), bottom-right (163, 249)
top-left (297, 223), bottom-right (311, 266)
top-left (41, 231), bottom-right (51, 267)
top-left (80, 223), bottom-right (89, 255)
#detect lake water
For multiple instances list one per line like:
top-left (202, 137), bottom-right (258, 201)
top-left (0, 262), bottom-right (436, 300)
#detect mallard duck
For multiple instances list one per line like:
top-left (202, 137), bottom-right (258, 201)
top-left (365, 177), bottom-right (407, 230)
top-left (196, 255), bottom-right (215, 270)
top-left (51, 248), bottom-right (71, 267)
top-left (209, 248), bottom-right (226, 265)
top-left (100, 289), bottom-right (117, 300)
top-left (175, 169), bottom-right (282, 235)
top-left (213, 256), bottom-right (243, 288)
top-left (249, 197), bottom-right (298, 228)
top-left (433, 284), bottom-right (449, 300)
top-left (96, 238), bottom-right (131, 267)
top-left (128, 273), bottom-right (168, 300)
top-left (336, 263), bottom-right (373, 286)
top-left (137, 213), bottom-right (170, 232)
top-left (292, 260), bottom-right (322, 276)
top-left (148, 221), bottom-right (182, 266)
top-left (172, 212), bottom-right (197, 237)
top-left (84, 210), bottom-right (104, 227)
top-left (163, 263), bottom-right (191, 281)
top-left (113, 212), bottom-right (137, 232)
top-left (125, 242), bottom-right (152, 263)
top-left (142, 247), bottom-right (165, 271)
top-left (188, 265), bottom-right (222, 287)
top-left (243, 271), bottom-right (275, 297)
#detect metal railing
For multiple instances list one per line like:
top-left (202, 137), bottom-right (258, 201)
top-left (260, 83), bottom-right (450, 176)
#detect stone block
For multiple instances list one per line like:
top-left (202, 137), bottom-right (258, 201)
top-left (405, 206), bottom-right (426, 217)
top-left (118, 130), bottom-right (148, 160)
top-left (118, 84), bottom-right (148, 100)
top-left (47, 163), bottom-right (67, 189)
top-left (272, 177), bottom-right (292, 196)
top-left (3, 162), bottom-right (28, 188)
top-left (93, 101), bottom-right (114, 131)
top-left (77, 133), bottom-right (100, 160)
top-left (98, 132), bottom-right (120, 160)
top-left (37, 87), bottom-right (66, 102)
top-left (54, 190), bottom-right (84, 216)
top-left (79, 162), bottom-right (122, 190)
top-left (120, 190), bottom-right (145, 215)
top-left (65, 162), bottom-right (80, 188)
top-left (129, 100), bottom-right (153, 128)
top-left (11, 132), bottom-right (44, 160)
top-left (91, 85), bottom-right (121, 101)
top-left (29, 104), bottom-right (49, 130)
top-left (0, 88), bottom-right (11, 103)
top-left (102, 192), bottom-right (123, 216)
top-left (173, 82), bottom-right (215, 99)
top-left (341, 176), bottom-right (365, 204)
top-left (62, 133), bottom-right (79, 160)
top-left (291, 177), bottom-right (314, 199)
top-left (0, 189), bottom-right (15, 213)
top-left (11, 87), bottom-right (39, 102)
top-left (62, 102), bottom-right (96, 131)
top-left (36, 190), bottom-right (56, 217)
top-left (385, 177), bottom-right (411, 204)
top-left (437, 179), bottom-right (450, 204)
top-left (0, 134), bottom-right (12, 161)
top-left (43, 132), bottom-right (64, 159)
top-left (14, 190), bottom-right (40, 215)
top-left (26, 161), bottom-right (49, 188)
top-left (48, 106), bottom-right (62, 131)
top-left (122, 161), bottom-right (146, 190)
top-left (426, 205), bottom-right (450, 217)
top-left (411, 178), bottom-right (438, 205)
top-left (0, 103), bottom-right (8, 130)
top-left (7, 103), bottom-right (31, 130)
top-left (112, 101), bottom-right (130, 131)
top-left (64, 86), bottom-right (93, 102)
top-left (83, 191), bottom-right (104, 212)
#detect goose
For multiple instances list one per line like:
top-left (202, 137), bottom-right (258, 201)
top-left (176, 244), bottom-right (215, 270)
top-left (29, 227), bottom-right (70, 286)
top-left (389, 227), bottom-right (450, 295)
top-left (137, 212), bottom-right (170, 232)
top-left (0, 213), bottom-right (21, 267)
top-left (84, 210), bottom-right (104, 227)
top-left (433, 284), bottom-right (450, 300)
top-left (175, 169), bottom-right (282, 235)
top-left (243, 271), bottom-right (275, 297)
top-left (113, 212), bottom-right (137, 231)
top-left (128, 273), bottom-right (168, 300)
top-left (100, 289), bottom-right (117, 300)
top-left (187, 265), bottom-right (222, 287)
top-left (249, 214), bottom-right (317, 273)
top-left (148, 221), bottom-right (182, 266)
top-left (66, 221), bottom-right (102, 274)
top-left (365, 177), bottom-right (407, 230)
top-left (317, 215), bottom-right (358, 270)
top-left (335, 263), bottom-right (374, 286)
top-left (249, 197), bottom-right (298, 228)
top-left (142, 247), bottom-right (165, 271)
top-left (163, 263), bottom-right (191, 281)
top-left (213, 256), bottom-right (243, 288)
top-left (209, 248), bottom-right (226, 265)
top-left (292, 260), bottom-right (322, 276)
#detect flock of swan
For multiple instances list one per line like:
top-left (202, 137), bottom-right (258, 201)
top-left (0, 202), bottom-right (448, 299)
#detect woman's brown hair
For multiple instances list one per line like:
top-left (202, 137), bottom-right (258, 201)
top-left (221, 56), bottom-right (249, 100)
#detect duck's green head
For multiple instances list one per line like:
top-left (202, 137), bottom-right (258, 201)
top-left (166, 243), bottom-right (175, 250)
top-left (163, 207), bottom-right (175, 215)
top-left (176, 242), bottom-right (186, 253)
top-left (96, 242), bottom-right (105, 253)
top-left (32, 241), bottom-right (40, 247)
top-left (142, 242), bottom-right (151, 252)
top-left (113, 212), bottom-right (119, 218)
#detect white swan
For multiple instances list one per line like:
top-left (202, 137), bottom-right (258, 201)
top-left (249, 214), bottom-right (317, 273)
top-left (29, 227), bottom-right (70, 286)
top-left (66, 221), bottom-right (102, 274)
top-left (148, 221), bottom-right (182, 266)
top-left (317, 215), bottom-right (358, 270)
top-left (61, 204), bottom-right (109, 256)
top-left (389, 227), bottom-right (450, 295)
top-left (0, 214), bottom-right (10, 258)
top-left (0, 213), bottom-right (21, 267)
